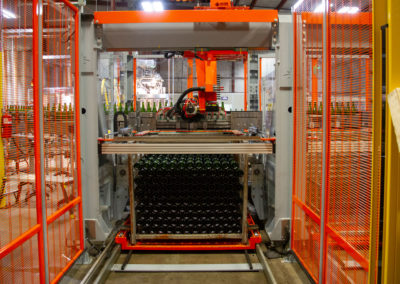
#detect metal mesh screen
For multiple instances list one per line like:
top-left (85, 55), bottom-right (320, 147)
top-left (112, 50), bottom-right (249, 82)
top-left (292, 0), bottom-right (379, 282)
top-left (0, 0), bottom-right (82, 283)
top-left (292, 0), bottom-right (324, 282)
top-left (42, 1), bottom-right (83, 281)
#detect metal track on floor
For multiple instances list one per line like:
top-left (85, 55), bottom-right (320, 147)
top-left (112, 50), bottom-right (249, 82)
top-left (111, 263), bottom-right (263, 272)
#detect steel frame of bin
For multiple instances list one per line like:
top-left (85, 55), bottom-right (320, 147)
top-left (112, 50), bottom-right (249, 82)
top-left (100, 138), bottom-right (272, 247)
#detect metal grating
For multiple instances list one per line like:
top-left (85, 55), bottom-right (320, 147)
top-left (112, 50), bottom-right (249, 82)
top-left (0, 1), bottom-right (82, 283)
top-left (292, 0), bottom-right (379, 283)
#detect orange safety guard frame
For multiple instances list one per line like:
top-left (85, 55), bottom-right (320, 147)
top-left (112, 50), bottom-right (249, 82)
top-left (94, 9), bottom-right (278, 24)
top-left (0, 0), bottom-right (83, 283)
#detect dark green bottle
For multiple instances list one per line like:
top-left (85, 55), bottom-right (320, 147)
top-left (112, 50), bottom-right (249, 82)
top-left (146, 102), bottom-right (151, 112)
top-left (307, 102), bottom-right (312, 114)
top-left (318, 102), bottom-right (323, 115)
top-left (312, 102), bottom-right (317, 115)
top-left (345, 102), bottom-right (351, 114)
top-left (335, 102), bottom-right (341, 114)
top-left (141, 102), bottom-right (146, 112)
top-left (351, 102), bottom-right (357, 114)
top-left (124, 103), bottom-right (129, 114)
top-left (152, 102), bottom-right (157, 112)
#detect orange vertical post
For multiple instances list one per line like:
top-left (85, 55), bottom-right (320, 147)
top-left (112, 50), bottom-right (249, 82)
top-left (244, 58), bottom-right (248, 111)
top-left (32, 0), bottom-right (46, 282)
top-left (312, 58), bottom-right (318, 103)
top-left (188, 59), bottom-right (194, 98)
top-left (133, 58), bottom-right (137, 111)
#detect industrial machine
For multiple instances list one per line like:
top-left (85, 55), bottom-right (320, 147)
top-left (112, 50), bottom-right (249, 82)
top-left (78, 1), bottom-right (294, 258)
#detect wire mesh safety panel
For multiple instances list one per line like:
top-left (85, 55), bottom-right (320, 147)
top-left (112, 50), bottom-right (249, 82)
top-left (292, 0), bottom-right (378, 283)
top-left (0, 1), bottom-right (82, 283)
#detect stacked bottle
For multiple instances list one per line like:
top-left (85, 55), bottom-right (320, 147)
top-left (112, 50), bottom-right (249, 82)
top-left (134, 154), bottom-right (244, 235)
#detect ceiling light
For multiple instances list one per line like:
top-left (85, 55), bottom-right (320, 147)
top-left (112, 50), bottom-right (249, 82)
top-left (338, 6), bottom-right (360, 14)
top-left (314, 3), bottom-right (324, 13)
top-left (153, 1), bottom-right (164, 12)
top-left (141, 1), bottom-right (164, 12)
top-left (2, 9), bottom-right (17, 19)
top-left (292, 0), bottom-right (305, 11)
top-left (141, 1), bottom-right (153, 12)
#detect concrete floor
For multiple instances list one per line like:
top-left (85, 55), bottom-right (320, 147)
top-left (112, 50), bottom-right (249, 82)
top-left (62, 244), bottom-right (311, 284)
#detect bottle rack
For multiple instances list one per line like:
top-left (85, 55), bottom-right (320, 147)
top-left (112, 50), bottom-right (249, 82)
top-left (133, 154), bottom-right (244, 242)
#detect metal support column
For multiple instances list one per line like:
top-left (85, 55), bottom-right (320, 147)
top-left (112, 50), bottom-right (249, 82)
top-left (33, 0), bottom-right (50, 282)
top-left (128, 154), bottom-right (136, 244)
top-left (242, 154), bottom-right (249, 244)
top-left (382, 0), bottom-right (400, 283)
top-left (319, 1), bottom-right (330, 283)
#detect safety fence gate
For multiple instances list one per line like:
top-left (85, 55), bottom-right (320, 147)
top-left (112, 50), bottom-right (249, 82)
top-left (292, 0), bottom-right (380, 283)
top-left (0, 0), bottom-right (83, 283)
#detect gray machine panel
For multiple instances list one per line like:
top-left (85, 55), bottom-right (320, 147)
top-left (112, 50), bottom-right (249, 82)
top-left (100, 22), bottom-right (273, 50)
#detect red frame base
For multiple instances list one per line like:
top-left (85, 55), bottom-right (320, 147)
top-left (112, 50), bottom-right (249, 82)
top-left (115, 217), bottom-right (262, 251)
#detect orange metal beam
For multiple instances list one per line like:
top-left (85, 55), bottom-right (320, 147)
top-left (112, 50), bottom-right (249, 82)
top-left (51, 249), bottom-right (83, 284)
top-left (312, 58), bottom-right (318, 103)
top-left (301, 12), bottom-right (372, 25)
top-left (0, 224), bottom-right (41, 259)
top-left (94, 10), bottom-right (279, 24)
top-left (46, 197), bottom-right (82, 225)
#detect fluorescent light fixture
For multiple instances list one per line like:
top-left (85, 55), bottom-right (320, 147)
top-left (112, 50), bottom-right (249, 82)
top-left (2, 9), bottom-right (17, 19)
top-left (338, 6), bottom-right (360, 14)
top-left (141, 1), bottom-right (153, 12)
top-left (153, 1), bottom-right (164, 12)
top-left (314, 3), bottom-right (324, 13)
top-left (141, 1), bottom-right (164, 12)
top-left (292, 0), bottom-right (304, 11)
top-left (43, 55), bottom-right (71, 60)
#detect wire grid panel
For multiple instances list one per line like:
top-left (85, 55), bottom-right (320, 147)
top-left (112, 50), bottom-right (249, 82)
top-left (292, 0), bottom-right (378, 283)
top-left (41, 0), bottom-right (83, 283)
top-left (0, 235), bottom-right (40, 283)
top-left (292, 0), bottom-right (324, 282)
top-left (326, 0), bottom-right (374, 280)
top-left (0, 0), bottom-right (41, 282)
top-left (0, 0), bottom-right (82, 283)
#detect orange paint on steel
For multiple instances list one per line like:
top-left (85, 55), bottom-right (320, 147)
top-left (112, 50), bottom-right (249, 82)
top-left (133, 58), bottom-right (137, 111)
top-left (33, 0), bottom-right (46, 281)
top-left (325, 225), bottom-right (369, 271)
top-left (258, 59), bottom-right (262, 111)
top-left (188, 59), bottom-right (194, 95)
top-left (292, 1), bottom-right (376, 283)
top-left (311, 58), bottom-right (318, 103)
top-left (46, 197), bottom-right (81, 225)
top-left (93, 10), bottom-right (279, 24)
top-left (301, 12), bottom-right (372, 25)
top-left (0, 224), bottom-right (41, 259)
top-left (321, 7), bottom-right (332, 282)
top-left (244, 58), bottom-right (248, 111)
top-left (51, 249), bottom-right (83, 284)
